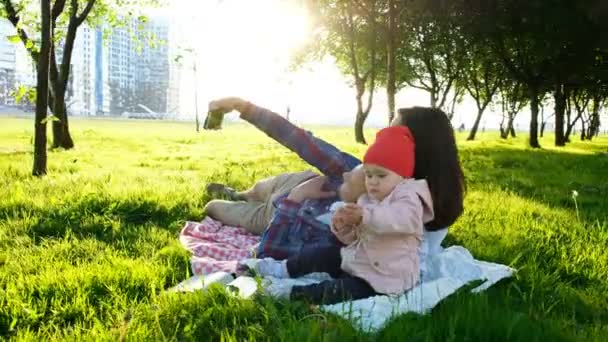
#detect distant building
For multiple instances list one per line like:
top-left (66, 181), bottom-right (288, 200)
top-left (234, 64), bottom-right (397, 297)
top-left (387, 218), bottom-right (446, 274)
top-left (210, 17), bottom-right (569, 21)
top-left (0, 20), bottom-right (16, 105)
top-left (1, 14), bottom-right (183, 117)
top-left (107, 15), bottom-right (173, 116)
top-left (67, 25), bottom-right (107, 116)
top-left (0, 19), bottom-right (35, 107)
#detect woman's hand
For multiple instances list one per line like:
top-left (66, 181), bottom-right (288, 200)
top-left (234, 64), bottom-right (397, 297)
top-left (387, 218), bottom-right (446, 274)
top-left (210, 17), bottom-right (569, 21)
top-left (287, 176), bottom-right (336, 203)
top-left (335, 204), bottom-right (363, 226)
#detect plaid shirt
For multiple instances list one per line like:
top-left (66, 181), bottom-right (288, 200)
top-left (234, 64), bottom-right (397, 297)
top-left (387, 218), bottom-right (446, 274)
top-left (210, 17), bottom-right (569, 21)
top-left (240, 104), bottom-right (361, 259)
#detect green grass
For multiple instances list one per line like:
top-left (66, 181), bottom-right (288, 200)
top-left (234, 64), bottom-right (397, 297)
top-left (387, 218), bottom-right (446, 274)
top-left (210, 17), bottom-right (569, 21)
top-left (1, 116), bottom-right (607, 341)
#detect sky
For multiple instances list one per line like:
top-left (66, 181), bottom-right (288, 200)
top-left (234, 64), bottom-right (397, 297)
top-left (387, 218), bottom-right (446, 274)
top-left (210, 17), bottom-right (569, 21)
top-left (158, 0), bottom-right (539, 129)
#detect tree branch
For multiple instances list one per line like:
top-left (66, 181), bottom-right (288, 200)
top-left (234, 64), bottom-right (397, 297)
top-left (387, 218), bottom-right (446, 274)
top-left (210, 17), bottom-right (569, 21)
top-left (76, 0), bottom-right (96, 26)
top-left (1, 0), bottom-right (40, 62)
top-left (58, 1), bottom-right (79, 91)
top-left (52, 0), bottom-right (67, 20)
top-left (344, 2), bottom-right (360, 80)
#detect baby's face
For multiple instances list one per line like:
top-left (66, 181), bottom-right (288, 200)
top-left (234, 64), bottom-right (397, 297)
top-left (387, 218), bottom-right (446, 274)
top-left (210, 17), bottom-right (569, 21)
top-left (363, 164), bottom-right (404, 201)
top-left (338, 165), bottom-right (367, 203)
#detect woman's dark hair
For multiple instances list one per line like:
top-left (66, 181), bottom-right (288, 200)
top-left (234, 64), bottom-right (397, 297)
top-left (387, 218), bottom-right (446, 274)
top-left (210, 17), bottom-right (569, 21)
top-left (397, 106), bottom-right (466, 229)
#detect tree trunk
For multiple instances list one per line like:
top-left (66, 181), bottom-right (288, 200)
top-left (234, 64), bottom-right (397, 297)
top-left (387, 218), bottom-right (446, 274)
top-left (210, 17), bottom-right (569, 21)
top-left (51, 92), bottom-right (74, 149)
top-left (499, 115), bottom-right (508, 139)
top-left (580, 120), bottom-right (586, 141)
top-left (500, 127), bottom-right (508, 139)
top-left (430, 91), bottom-right (437, 108)
top-left (33, 0), bottom-right (52, 176)
top-left (508, 117), bottom-right (516, 138)
top-left (540, 122), bottom-right (546, 137)
top-left (344, 1), bottom-right (375, 144)
top-left (386, 75), bottom-right (396, 124)
top-left (447, 89), bottom-right (460, 120)
top-left (194, 79), bottom-right (200, 132)
top-left (385, 0), bottom-right (397, 124)
top-left (50, 11), bottom-right (79, 150)
top-left (564, 97), bottom-right (573, 142)
top-left (354, 109), bottom-right (367, 144)
top-left (528, 85), bottom-right (541, 148)
top-left (539, 104), bottom-right (545, 138)
top-left (554, 83), bottom-right (566, 146)
top-left (588, 97), bottom-right (601, 140)
top-left (467, 108), bottom-right (484, 141)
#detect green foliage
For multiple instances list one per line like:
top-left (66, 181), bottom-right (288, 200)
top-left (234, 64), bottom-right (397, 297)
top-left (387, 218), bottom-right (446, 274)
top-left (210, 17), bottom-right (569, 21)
top-left (0, 117), bottom-right (607, 340)
top-left (11, 85), bottom-right (36, 105)
top-left (297, 1), bottom-right (384, 87)
top-left (0, 0), bottom-right (159, 59)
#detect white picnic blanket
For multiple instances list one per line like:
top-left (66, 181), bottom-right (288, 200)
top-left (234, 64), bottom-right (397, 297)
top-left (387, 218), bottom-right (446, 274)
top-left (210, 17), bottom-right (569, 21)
top-left (171, 241), bottom-right (515, 332)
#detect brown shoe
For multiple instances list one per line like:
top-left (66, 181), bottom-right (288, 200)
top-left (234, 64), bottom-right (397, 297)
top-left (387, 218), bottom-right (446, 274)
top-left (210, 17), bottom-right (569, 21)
top-left (206, 183), bottom-right (241, 200)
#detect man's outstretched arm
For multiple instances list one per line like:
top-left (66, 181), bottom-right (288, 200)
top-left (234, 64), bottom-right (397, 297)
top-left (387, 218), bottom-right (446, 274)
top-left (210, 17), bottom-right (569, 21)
top-left (208, 98), bottom-right (360, 177)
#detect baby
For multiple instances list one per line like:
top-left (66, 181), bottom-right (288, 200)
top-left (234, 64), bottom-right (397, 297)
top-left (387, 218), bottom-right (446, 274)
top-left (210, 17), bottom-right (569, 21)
top-left (254, 126), bottom-right (435, 304)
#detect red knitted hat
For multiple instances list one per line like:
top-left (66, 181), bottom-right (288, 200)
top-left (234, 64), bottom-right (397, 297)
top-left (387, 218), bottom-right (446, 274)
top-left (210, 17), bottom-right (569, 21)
top-left (363, 126), bottom-right (415, 178)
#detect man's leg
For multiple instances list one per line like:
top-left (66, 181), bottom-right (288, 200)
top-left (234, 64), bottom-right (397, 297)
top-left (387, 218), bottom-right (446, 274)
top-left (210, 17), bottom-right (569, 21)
top-left (205, 171), bottom-right (317, 233)
top-left (238, 170), bottom-right (317, 203)
top-left (203, 200), bottom-right (268, 234)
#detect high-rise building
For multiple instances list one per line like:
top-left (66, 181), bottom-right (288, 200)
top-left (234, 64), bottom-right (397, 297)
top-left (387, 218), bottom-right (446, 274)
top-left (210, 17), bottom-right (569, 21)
top-left (167, 15), bottom-right (187, 118)
top-left (0, 20), bottom-right (16, 104)
top-left (67, 25), bottom-right (99, 116)
top-left (107, 19), bottom-right (138, 114)
top-left (1, 14), bottom-right (177, 117)
top-left (107, 15), bottom-right (172, 116)
top-left (0, 19), bottom-right (35, 106)
top-left (135, 15), bottom-right (170, 115)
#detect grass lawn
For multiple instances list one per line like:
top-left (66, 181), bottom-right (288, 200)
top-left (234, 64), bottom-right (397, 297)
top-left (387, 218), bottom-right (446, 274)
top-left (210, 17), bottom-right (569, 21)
top-left (1, 116), bottom-right (607, 341)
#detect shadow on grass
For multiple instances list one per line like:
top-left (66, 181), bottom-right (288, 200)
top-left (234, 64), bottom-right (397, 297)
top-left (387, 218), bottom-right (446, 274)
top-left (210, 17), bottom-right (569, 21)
top-left (443, 229), bottom-right (608, 328)
top-left (377, 286), bottom-right (580, 342)
top-left (462, 146), bottom-right (608, 223)
top-left (1, 196), bottom-right (202, 250)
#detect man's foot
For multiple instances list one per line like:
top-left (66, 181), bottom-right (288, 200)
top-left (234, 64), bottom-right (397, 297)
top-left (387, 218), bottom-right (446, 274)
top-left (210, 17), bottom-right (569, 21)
top-left (206, 183), bottom-right (241, 200)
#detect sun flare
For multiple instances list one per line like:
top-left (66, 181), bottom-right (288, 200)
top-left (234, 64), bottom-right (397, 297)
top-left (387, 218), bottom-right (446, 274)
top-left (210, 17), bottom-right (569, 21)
top-left (170, 0), bottom-right (312, 108)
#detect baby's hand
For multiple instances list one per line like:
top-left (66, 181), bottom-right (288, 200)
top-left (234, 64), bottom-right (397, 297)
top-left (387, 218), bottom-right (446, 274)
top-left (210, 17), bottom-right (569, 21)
top-left (336, 204), bottom-right (363, 226)
top-left (331, 213), bottom-right (347, 233)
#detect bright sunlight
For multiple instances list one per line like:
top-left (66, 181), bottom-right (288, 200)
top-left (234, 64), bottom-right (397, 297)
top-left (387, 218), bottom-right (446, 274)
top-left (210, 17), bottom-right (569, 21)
top-left (166, 0), bottom-right (493, 127)
top-left (167, 0), bottom-right (318, 118)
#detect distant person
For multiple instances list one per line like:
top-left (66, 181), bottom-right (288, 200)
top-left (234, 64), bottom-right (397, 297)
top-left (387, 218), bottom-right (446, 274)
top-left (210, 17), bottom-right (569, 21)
top-left (251, 126), bottom-right (436, 304)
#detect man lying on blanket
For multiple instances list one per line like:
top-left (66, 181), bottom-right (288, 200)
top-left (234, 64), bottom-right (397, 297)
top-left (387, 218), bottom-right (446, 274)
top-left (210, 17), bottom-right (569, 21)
top-left (202, 97), bottom-right (466, 304)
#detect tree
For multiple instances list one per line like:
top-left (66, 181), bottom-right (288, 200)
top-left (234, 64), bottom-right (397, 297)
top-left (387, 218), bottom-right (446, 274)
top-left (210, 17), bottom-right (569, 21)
top-left (1, 0), bottom-right (153, 149)
top-left (304, 0), bottom-right (383, 143)
top-left (539, 94), bottom-right (553, 138)
top-left (498, 81), bottom-right (527, 139)
top-left (461, 43), bottom-right (504, 141)
top-left (587, 89), bottom-right (607, 139)
top-left (2, 0), bottom-right (95, 149)
top-left (385, 0), bottom-right (398, 123)
top-left (458, 0), bottom-right (606, 148)
top-left (33, 0), bottom-right (52, 176)
top-left (400, 4), bottom-right (463, 111)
